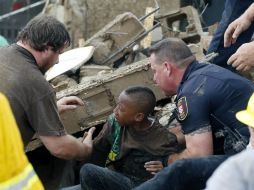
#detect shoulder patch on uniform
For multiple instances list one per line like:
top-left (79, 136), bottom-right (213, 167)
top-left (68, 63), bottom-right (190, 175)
top-left (177, 96), bottom-right (188, 121)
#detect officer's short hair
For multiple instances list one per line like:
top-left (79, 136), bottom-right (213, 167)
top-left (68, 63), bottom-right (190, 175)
top-left (149, 38), bottom-right (194, 67)
top-left (17, 15), bottom-right (70, 52)
top-left (124, 86), bottom-right (156, 117)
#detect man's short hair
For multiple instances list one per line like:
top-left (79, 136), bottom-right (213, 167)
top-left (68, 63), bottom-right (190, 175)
top-left (149, 38), bottom-right (194, 67)
top-left (17, 15), bottom-right (70, 52)
top-left (124, 86), bottom-right (156, 117)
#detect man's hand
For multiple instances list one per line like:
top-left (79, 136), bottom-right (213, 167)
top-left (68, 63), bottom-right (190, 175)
top-left (144, 161), bottom-right (163, 175)
top-left (82, 127), bottom-right (96, 154)
top-left (227, 42), bottom-right (254, 71)
top-left (224, 15), bottom-right (252, 47)
top-left (57, 96), bottom-right (84, 114)
top-left (82, 127), bottom-right (95, 144)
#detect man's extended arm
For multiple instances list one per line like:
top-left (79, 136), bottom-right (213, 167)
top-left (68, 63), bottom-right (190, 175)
top-left (40, 127), bottom-right (95, 160)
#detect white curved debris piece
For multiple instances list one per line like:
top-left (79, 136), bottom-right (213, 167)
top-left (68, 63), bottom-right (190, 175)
top-left (45, 46), bottom-right (95, 81)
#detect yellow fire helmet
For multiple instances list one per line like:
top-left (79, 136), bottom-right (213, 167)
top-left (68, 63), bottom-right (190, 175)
top-left (236, 93), bottom-right (254, 128)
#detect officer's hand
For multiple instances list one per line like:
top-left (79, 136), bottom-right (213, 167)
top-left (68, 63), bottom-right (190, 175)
top-left (144, 161), bottom-right (163, 175)
top-left (227, 42), bottom-right (254, 71)
top-left (224, 15), bottom-right (252, 47)
top-left (57, 96), bottom-right (84, 114)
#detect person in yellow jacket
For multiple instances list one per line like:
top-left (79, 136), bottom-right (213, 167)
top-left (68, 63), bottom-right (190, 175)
top-left (0, 93), bottom-right (44, 190)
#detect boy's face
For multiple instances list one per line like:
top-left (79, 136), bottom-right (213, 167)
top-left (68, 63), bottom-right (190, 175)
top-left (113, 92), bottom-right (140, 126)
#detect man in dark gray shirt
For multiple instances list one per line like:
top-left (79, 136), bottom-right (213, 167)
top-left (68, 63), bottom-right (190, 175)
top-left (0, 15), bottom-right (94, 160)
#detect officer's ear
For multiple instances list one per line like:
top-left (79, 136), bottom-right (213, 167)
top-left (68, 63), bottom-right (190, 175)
top-left (163, 62), bottom-right (172, 76)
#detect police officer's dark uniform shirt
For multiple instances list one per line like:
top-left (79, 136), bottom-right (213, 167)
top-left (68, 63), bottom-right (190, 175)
top-left (0, 44), bottom-right (66, 146)
top-left (176, 61), bottom-right (254, 153)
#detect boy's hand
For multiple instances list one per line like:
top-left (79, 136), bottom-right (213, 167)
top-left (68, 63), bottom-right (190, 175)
top-left (144, 161), bottom-right (163, 175)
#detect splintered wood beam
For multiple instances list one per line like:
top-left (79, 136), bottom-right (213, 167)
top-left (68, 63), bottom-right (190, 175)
top-left (141, 7), bottom-right (155, 49)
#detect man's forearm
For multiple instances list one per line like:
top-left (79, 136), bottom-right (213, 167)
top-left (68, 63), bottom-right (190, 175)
top-left (167, 129), bottom-right (214, 165)
top-left (40, 134), bottom-right (92, 161)
top-left (243, 3), bottom-right (254, 22)
top-left (57, 134), bottom-right (92, 160)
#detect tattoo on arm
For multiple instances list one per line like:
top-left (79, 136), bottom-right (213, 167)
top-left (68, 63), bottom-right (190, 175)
top-left (188, 126), bottom-right (211, 136)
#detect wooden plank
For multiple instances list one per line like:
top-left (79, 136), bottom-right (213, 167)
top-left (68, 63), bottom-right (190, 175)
top-left (141, 7), bottom-right (155, 49)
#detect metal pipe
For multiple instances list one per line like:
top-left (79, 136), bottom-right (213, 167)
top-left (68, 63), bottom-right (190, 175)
top-left (101, 22), bottom-right (161, 65)
top-left (0, 0), bottom-right (46, 22)
top-left (139, 7), bottom-right (160, 21)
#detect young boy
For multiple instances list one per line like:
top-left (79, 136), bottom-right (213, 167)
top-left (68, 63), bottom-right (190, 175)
top-left (62, 86), bottom-right (178, 190)
top-left (64, 86), bottom-right (179, 190)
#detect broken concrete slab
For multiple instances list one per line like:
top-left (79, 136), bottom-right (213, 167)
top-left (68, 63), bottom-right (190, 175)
top-left (188, 43), bottom-right (205, 61)
top-left (80, 64), bottom-right (112, 77)
top-left (83, 12), bottom-right (146, 66)
top-left (156, 6), bottom-right (203, 44)
top-left (79, 65), bottom-right (112, 84)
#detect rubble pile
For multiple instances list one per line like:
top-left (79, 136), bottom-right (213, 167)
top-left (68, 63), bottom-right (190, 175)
top-left (27, 2), bottom-right (217, 151)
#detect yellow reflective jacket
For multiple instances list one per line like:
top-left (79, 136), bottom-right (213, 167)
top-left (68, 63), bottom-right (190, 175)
top-left (0, 93), bottom-right (44, 190)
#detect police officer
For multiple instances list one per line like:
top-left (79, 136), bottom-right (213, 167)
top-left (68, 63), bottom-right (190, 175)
top-left (131, 37), bottom-right (254, 190)
top-left (149, 37), bottom-right (254, 163)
